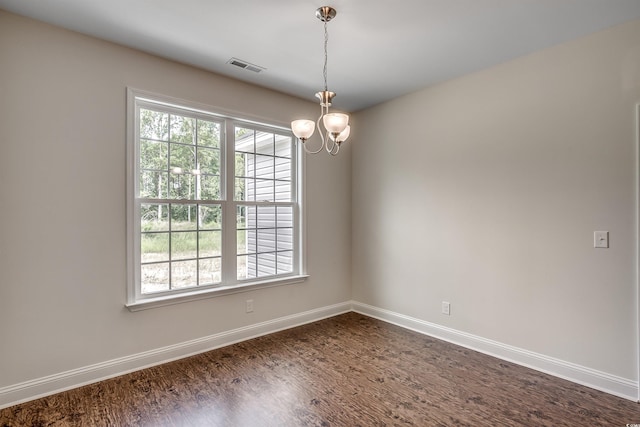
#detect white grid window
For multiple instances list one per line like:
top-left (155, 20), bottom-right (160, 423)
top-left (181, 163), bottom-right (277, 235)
top-left (234, 127), bottom-right (295, 279)
top-left (127, 90), bottom-right (304, 309)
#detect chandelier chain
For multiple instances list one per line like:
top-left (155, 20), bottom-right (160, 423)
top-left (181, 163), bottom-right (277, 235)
top-left (323, 19), bottom-right (328, 91)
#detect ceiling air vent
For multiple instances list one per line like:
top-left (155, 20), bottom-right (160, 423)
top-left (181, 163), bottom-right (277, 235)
top-left (227, 58), bottom-right (265, 73)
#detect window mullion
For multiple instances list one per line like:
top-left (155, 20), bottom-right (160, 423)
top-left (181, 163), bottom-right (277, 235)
top-left (295, 142), bottom-right (304, 275)
top-left (221, 120), bottom-right (237, 285)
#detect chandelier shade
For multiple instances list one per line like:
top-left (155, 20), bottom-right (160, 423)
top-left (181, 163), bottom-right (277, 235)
top-left (323, 113), bottom-right (349, 135)
top-left (330, 124), bottom-right (350, 142)
top-left (291, 119), bottom-right (316, 140)
top-left (290, 6), bottom-right (350, 156)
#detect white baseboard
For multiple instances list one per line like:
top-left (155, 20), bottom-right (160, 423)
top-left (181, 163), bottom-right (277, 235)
top-left (352, 301), bottom-right (639, 402)
top-left (2, 300), bottom-right (637, 410)
top-left (0, 302), bottom-right (352, 410)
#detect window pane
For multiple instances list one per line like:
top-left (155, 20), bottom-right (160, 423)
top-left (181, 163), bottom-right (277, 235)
top-left (274, 157), bottom-right (291, 180)
top-left (277, 228), bottom-right (293, 250)
top-left (170, 143), bottom-right (195, 171)
top-left (235, 127), bottom-right (254, 153)
top-left (255, 179), bottom-right (274, 202)
top-left (276, 206), bottom-right (293, 228)
top-left (277, 252), bottom-right (293, 274)
top-left (170, 115), bottom-right (195, 144)
top-left (274, 181), bottom-right (291, 202)
top-left (140, 109), bottom-right (169, 141)
top-left (236, 205), bottom-right (254, 229)
top-left (257, 229), bottom-right (276, 252)
top-left (140, 171), bottom-right (168, 199)
top-left (171, 260), bottom-right (197, 289)
top-left (257, 206), bottom-right (276, 228)
top-left (141, 203), bottom-right (169, 231)
top-left (257, 253), bottom-right (276, 277)
top-left (255, 131), bottom-right (274, 155)
top-left (169, 172), bottom-right (195, 199)
top-left (140, 140), bottom-right (167, 171)
top-left (171, 231), bottom-right (197, 260)
top-left (199, 205), bottom-right (221, 229)
top-left (255, 155), bottom-right (274, 179)
top-left (236, 153), bottom-right (254, 178)
top-left (197, 148), bottom-right (219, 175)
top-left (141, 232), bottom-right (169, 263)
top-left (171, 204), bottom-right (197, 230)
top-left (200, 175), bottom-right (220, 200)
top-left (247, 229), bottom-right (257, 255)
top-left (237, 229), bottom-right (249, 255)
top-left (197, 120), bottom-right (220, 148)
top-left (235, 153), bottom-right (254, 201)
top-left (199, 258), bottom-right (221, 285)
top-left (237, 255), bottom-right (256, 280)
top-left (236, 177), bottom-right (255, 201)
top-left (235, 152), bottom-right (247, 178)
top-left (141, 263), bottom-right (170, 294)
top-left (275, 134), bottom-right (291, 158)
top-left (199, 231), bottom-right (221, 257)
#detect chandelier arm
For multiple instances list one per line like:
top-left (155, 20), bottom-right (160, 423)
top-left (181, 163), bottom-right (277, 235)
top-left (300, 105), bottom-right (327, 155)
top-left (325, 130), bottom-right (337, 154)
top-left (329, 142), bottom-right (341, 156)
top-left (301, 135), bottom-right (324, 154)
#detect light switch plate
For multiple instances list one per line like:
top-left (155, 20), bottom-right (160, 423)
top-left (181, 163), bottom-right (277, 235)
top-left (594, 231), bottom-right (609, 248)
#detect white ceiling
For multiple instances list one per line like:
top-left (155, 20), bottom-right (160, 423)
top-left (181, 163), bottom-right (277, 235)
top-left (2, 0), bottom-right (640, 112)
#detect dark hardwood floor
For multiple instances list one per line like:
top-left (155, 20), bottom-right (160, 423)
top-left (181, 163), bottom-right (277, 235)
top-left (1, 312), bottom-right (639, 426)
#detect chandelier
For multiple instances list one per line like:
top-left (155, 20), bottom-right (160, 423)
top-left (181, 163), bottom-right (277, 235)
top-left (291, 6), bottom-right (350, 156)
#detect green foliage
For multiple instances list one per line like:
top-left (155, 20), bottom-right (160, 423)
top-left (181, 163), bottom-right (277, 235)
top-left (141, 226), bottom-right (222, 256)
top-left (198, 120), bottom-right (220, 147)
top-left (140, 109), bottom-right (168, 140)
top-left (170, 115), bottom-right (194, 144)
top-left (140, 203), bottom-right (228, 257)
top-left (141, 232), bottom-right (169, 256)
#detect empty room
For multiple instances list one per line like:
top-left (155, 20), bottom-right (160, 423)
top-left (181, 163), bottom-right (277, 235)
top-left (1, 0), bottom-right (640, 425)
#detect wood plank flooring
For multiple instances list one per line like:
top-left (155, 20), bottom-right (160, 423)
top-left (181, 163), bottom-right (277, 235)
top-left (1, 312), bottom-right (639, 426)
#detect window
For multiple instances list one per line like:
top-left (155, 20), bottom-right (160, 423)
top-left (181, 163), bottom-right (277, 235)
top-left (235, 128), bottom-right (296, 279)
top-left (127, 90), bottom-right (305, 310)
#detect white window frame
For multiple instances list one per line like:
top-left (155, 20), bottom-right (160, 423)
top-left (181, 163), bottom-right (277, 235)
top-left (126, 88), bottom-right (307, 311)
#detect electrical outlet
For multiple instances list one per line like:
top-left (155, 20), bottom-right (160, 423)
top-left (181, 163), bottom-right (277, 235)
top-left (246, 299), bottom-right (254, 313)
top-left (442, 301), bottom-right (450, 316)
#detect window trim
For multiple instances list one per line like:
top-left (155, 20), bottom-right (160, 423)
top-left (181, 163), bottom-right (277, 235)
top-left (126, 88), bottom-right (307, 311)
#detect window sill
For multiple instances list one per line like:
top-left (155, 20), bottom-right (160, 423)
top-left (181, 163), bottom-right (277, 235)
top-left (126, 275), bottom-right (309, 312)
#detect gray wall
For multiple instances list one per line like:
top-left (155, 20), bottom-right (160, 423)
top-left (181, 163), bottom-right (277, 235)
top-left (0, 10), bottom-right (351, 389)
top-left (352, 18), bottom-right (640, 380)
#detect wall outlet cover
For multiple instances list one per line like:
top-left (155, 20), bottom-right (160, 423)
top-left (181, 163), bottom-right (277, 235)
top-left (442, 301), bottom-right (451, 315)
